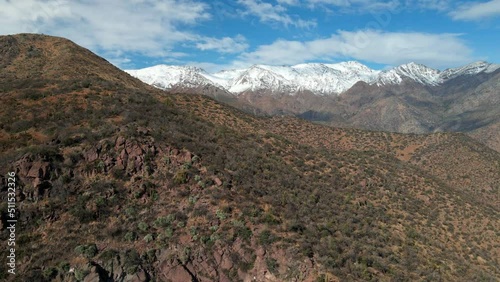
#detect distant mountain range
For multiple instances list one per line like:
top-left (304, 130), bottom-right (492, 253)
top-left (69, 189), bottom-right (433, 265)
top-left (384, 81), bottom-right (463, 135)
top-left (127, 61), bottom-right (500, 152)
top-left (126, 61), bottom-right (499, 94)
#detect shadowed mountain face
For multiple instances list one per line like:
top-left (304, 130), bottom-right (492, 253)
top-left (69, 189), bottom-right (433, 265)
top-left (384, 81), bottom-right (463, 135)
top-left (232, 70), bottom-right (500, 152)
top-left (1, 34), bottom-right (499, 282)
top-left (243, 70), bottom-right (500, 149)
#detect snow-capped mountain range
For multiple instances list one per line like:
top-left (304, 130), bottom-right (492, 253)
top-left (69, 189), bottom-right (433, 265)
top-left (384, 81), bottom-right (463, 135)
top-left (126, 61), bottom-right (500, 95)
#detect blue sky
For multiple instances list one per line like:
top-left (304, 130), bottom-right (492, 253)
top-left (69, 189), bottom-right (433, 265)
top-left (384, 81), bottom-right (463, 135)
top-left (1, 0), bottom-right (499, 72)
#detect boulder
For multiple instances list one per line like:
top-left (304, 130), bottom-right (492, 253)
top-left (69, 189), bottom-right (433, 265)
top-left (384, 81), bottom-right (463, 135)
top-left (83, 266), bottom-right (101, 282)
top-left (179, 151), bottom-right (192, 164)
top-left (115, 136), bottom-right (126, 148)
top-left (124, 268), bottom-right (149, 282)
top-left (27, 161), bottom-right (51, 179)
top-left (84, 148), bottom-right (99, 163)
top-left (214, 177), bottom-right (223, 186)
top-left (126, 143), bottom-right (144, 158)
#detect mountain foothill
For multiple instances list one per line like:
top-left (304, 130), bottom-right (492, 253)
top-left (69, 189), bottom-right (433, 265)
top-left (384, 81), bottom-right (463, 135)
top-left (0, 34), bottom-right (499, 282)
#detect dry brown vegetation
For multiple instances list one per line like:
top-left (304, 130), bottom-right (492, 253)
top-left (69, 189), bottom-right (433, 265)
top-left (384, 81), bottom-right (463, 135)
top-left (0, 34), bottom-right (498, 282)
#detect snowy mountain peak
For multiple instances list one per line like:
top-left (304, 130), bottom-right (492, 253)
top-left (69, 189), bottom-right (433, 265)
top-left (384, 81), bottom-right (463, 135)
top-left (440, 61), bottom-right (500, 80)
top-left (125, 65), bottom-right (214, 89)
top-left (229, 65), bottom-right (293, 93)
top-left (217, 62), bottom-right (380, 94)
top-left (376, 62), bottom-right (441, 86)
top-left (396, 62), bottom-right (437, 73)
top-left (335, 61), bottom-right (372, 69)
top-left (324, 61), bottom-right (374, 73)
top-left (125, 61), bottom-right (499, 95)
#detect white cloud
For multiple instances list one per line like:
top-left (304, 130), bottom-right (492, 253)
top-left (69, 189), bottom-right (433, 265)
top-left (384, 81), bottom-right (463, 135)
top-left (237, 0), bottom-right (316, 28)
top-left (0, 0), bottom-right (487, 70)
top-left (196, 35), bottom-right (249, 53)
top-left (306, 0), bottom-right (400, 11)
top-left (0, 0), bottom-right (210, 60)
top-left (277, 0), bottom-right (300, 5)
top-left (281, 0), bottom-right (459, 13)
top-left (237, 30), bottom-right (474, 69)
top-left (450, 0), bottom-right (500, 21)
top-left (412, 0), bottom-right (451, 11)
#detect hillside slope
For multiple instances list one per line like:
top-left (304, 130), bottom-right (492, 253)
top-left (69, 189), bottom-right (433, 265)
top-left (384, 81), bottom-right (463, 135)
top-left (0, 34), bottom-right (499, 282)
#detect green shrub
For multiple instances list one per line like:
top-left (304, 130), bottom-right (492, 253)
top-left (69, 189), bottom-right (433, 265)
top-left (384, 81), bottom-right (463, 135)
top-left (95, 196), bottom-right (105, 207)
top-left (58, 262), bottom-right (70, 273)
top-left (154, 214), bottom-right (174, 228)
top-left (173, 169), bottom-right (188, 184)
top-left (74, 268), bottom-right (90, 281)
top-left (42, 267), bottom-right (58, 279)
top-left (124, 231), bottom-right (138, 242)
top-left (99, 249), bottom-right (119, 262)
top-left (266, 258), bottom-right (279, 275)
top-left (235, 226), bottom-right (252, 242)
top-left (138, 222), bottom-right (149, 232)
top-left (144, 234), bottom-right (154, 243)
top-left (74, 245), bottom-right (86, 255)
top-left (123, 250), bottom-right (142, 274)
top-left (150, 190), bottom-right (159, 201)
top-left (188, 196), bottom-right (198, 204)
top-left (258, 230), bottom-right (277, 246)
top-left (125, 207), bottom-right (137, 217)
top-left (21, 89), bottom-right (45, 100)
top-left (10, 120), bottom-right (35, 133)
top-left (74, 244), bottom-right (98, 258)
top-left (216, 209), bottom-right (227, 220)
top-left (164, 228), bottom-right (173, 238)
top-left (182, 161), bottom-right (192, 169)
